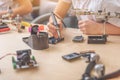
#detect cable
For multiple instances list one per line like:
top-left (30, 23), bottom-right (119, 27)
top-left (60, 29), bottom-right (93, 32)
top-left (0, 53), bottom-right (16, 60)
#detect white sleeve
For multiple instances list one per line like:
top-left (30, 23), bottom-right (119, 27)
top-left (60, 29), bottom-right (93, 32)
top-left (103, 0), bottom-right (120, 27)
top-left (108, 18), bottom-right (120, 27)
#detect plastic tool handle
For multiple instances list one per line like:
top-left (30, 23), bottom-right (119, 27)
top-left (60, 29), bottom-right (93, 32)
top-left (97, 69), bottom-right (120, 80)
top-left (85, 61), bottom-right (96, 75)
top-left (51, 12), bottom-right (61, 38)
top-left (51, 12), bottom-right (59, 28)
top-left (82, 61), bottom-right (96, 80)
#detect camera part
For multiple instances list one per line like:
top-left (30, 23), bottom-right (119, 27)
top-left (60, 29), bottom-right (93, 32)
top-left (80, 50), bottom-right (100, 63)
top-left (49, 37), bottom-right (64, 44)
top-left (72, 35), bottom-right (84, 42)
top-left (49, 12), bottom-right (64, 44)
top-left (94, 64), bottom-right (105, 78)
top-left (23, 32), bottom-right (49, 50)
top-left (62, 50), bottom-right (100, 63)
top-left (88, 35), bottom-right (107, 44)
top-left (62, 52), bottom-right (81, 61)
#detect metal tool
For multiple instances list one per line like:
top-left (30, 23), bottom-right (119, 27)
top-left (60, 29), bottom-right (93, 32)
top-left (51, 12), bottom-right (61, 38)
top-left (94, 64), bottom-right (105, 77)
top-left (49, 12), bottom-right (64, 44)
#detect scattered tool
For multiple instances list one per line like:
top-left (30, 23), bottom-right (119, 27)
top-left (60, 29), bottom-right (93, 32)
top-left (48, 12), bottom-right (64, 44)
top-left (62, 50), bottom-right (100, 63)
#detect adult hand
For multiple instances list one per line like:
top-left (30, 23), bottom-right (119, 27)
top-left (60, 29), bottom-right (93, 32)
top-left (47, 16), bottom-right (63, 38)
top-left (78, 19), bottom-right (103, 35)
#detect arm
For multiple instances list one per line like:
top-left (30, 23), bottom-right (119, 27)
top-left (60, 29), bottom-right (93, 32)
top-left (12, 0), bottom-right (32, 17)
top-left (105, 23), bottom-right (120, 35)
top-left (78, 20), bottom-right (120, 35)
top-left (54, 0), bottom-right (71, 18)
top-left (48, 0), bottom-right (71, 38)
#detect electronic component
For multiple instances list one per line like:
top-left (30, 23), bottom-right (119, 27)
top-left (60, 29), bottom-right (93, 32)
top-left (62, 52), bottom-right (81, 61)
top-left (12, 49), bottom-right (38, 69)
top-left (0, 23), bottom-right (10, 32)
top-left (49, 37), bottom-right (64, 44)
top-left (72, 35), bottom-right (84, 42)
top-left (29, 24), bottom-right (48, 35)
top-left (30, 25), bottom-right (39, 35)
top-left (88, 35), bottom-right (107, 44)
top-left (62, 50), bottom-right (99, 62)
top-left (1, 12), bottom-right (28, 33)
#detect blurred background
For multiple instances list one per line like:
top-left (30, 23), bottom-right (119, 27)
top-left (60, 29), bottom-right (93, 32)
top-left (31, 0), bottom-right (78, 28)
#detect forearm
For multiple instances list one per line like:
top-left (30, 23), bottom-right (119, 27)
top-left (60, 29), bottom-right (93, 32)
top-left (12, 0), bottom-right (32, 17)
top-left (31, 0), bottom-right (39, 7)
top-left (54, 0), bottom-right (71, 19)
top-left (78, 19), bottom-right (120, 35)
top-left (105, 23), bottom-right (120, 35)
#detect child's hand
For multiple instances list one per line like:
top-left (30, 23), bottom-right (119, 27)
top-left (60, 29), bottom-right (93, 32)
top-left (78, 20), bottom-right (103, 35)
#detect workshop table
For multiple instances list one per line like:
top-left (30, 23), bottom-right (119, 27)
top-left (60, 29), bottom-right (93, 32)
top-left (0, 28), bottom-right (120, 80)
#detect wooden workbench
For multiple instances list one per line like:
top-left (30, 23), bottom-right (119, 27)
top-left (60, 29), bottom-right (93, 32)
top-left (0, 28), bottom-right (120, 80)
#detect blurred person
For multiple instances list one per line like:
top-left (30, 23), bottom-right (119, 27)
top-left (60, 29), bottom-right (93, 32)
top-left (47, 0), bottom-right (120, 38)
top-left (0, 0), bottom-right (33, 21)
top-left (31, 0), bottom-right (58, 19)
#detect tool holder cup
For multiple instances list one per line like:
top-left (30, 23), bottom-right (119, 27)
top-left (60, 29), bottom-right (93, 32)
top-left (23, 25), bottom-right (49, 50)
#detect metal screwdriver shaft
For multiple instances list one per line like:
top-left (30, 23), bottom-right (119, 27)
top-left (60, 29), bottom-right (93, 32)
top-left (51, 12), bottom-right (61, 38)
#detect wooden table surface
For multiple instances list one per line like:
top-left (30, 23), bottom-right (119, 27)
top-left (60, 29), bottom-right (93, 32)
top-left (0, 28), bottom-right (120, 80)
